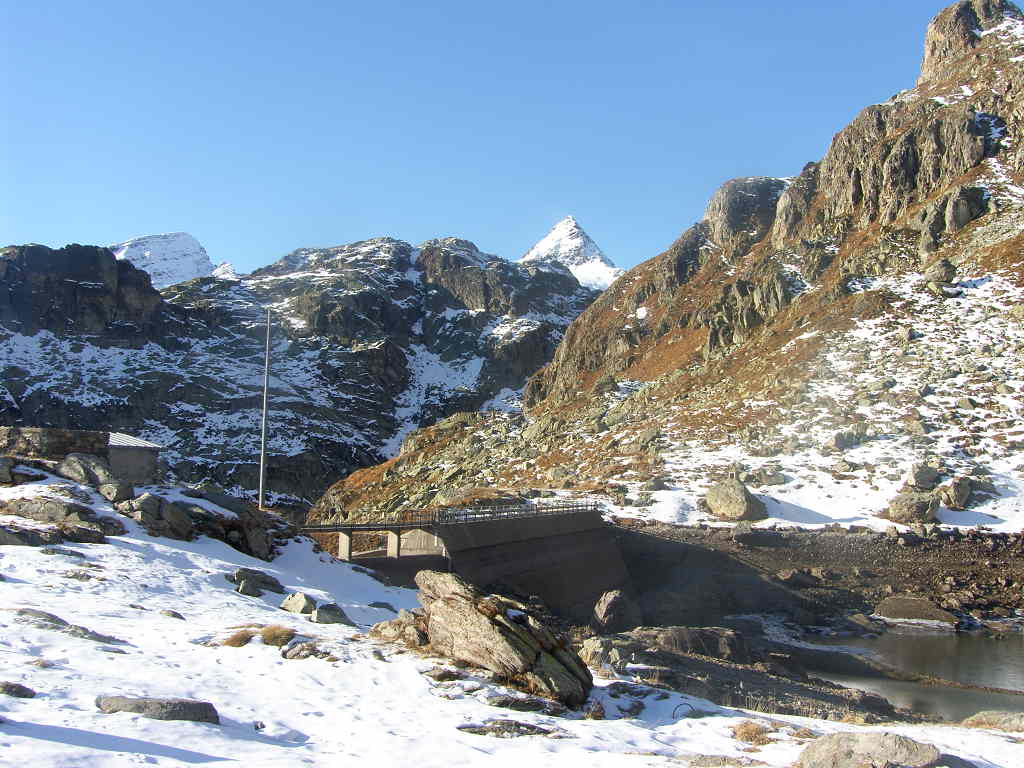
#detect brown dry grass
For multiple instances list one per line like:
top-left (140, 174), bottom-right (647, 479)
top-left (260, 625), bottom-right (297, 647)
top-left (730, 720), bottom-right (774, 746)
top-left (222, 629), bottom-right (256, 647)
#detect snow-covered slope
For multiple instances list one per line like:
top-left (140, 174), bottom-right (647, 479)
top-left (1, 473), bottom-right (1017, 767)
top-left (520, 216), bottom-right (624, 290)
top-left (110, 233), bottom-right (229, 289)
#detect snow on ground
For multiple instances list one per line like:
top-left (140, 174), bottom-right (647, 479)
top-left (603, 270), bottom-right (1024, 532)
top-left (2, 479), bottom-right (1020, 766)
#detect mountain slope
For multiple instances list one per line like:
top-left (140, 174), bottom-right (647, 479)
top-left (520, 216), bottom-right (624, 290)
top-left (312, 0), bottom-right (1024, 534)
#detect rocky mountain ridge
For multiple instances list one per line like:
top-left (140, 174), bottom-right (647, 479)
top-left (0, 234), bottom-right (597, 502)
top-left (311, 0), bottom-right (1024, 533)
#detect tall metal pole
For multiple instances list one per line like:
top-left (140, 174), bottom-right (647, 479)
top-left (258, 308), bottom-right (271, 510)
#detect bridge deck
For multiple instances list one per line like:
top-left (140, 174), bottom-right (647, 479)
top-left (298, 500), bottom-right (599, 534)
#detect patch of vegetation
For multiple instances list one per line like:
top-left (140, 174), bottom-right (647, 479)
top-left (259, 625), bottom-right (297, 647)
top-left (730, 720), bottom-right (774, 746)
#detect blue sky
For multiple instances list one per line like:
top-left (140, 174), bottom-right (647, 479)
top-left (3, 0), bottom-right (948, 272)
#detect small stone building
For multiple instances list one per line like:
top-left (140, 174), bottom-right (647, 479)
top-left (107, 432), bottom-right (162, 485)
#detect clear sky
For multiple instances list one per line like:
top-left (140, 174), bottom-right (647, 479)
top-left (3, 0), bottom-right (950, 273)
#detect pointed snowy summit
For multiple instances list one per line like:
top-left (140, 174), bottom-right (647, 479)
top-left (519, 216), bottom-right (624, 290)
top-left (110, 232), bottom-right (234, 289)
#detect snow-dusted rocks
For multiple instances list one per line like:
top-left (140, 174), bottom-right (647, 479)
top-left (796, 731), bottom-right (941, 768)
top-left (520, 216), bottom-right (623, 290)
top-left (109, 232), bottom-right (227, 289)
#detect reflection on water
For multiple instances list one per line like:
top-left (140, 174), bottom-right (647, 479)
top-left (810, 628), bottom-right (1024, 721)
top-left (822, 674), bottom-right (1024, 722)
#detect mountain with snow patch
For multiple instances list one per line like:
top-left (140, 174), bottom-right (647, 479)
top-left (110, 232), bottom-right (236, 288)
top-left (519, 216), bottom-right (624, 290)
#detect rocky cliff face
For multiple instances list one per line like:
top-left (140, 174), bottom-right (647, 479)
top-left (0, 236), bottom-right (596, 502)
top-left (312, 1), bottom-right (1024, 534)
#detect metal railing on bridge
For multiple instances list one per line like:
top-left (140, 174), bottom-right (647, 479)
top-left (299, 499), bottom-right (599, 533)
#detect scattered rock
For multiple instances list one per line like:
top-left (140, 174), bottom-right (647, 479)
top-left (456, 718), bottom-right (566, 739)
top-left (160, 609), bottom-right (185, 620)
top-left (591, 589), bottom-right (642, 633)
top-left (0, 682), bottom-right (36, 698)
top-left (0, 457), bottom-right (13, 483)
top-left (224, 568), bottom-right (285, 594)
top-left (95, 695), bottom-right (219, 724)
top-left (703, 479), bottom-right (766, 522)
top-left (118, 493), bottom-right (193, 540)
top-left (281, 592), bottom-right (317, 614)
top-left (906, 462), bottom-right (940, 491)
top-left (883, 491), bottom-right (938, 524)
top-left (796, 731), bottom-right (940, 768)
top-left (15, 608), bottom-right (125, 643)
top-left (874, 596), bottom-right (957, 625)
top-left (369, 609), bottom-right (429, 647)
top-left (236, 579), bottom-right (264, 597)
top-left (935, 476), bottom-right (972, 509)
top-left (368, 601), bottom-right (397, 612)
top-left (310, 603), bottom-right (354, 625)
top-left (776, 569), bottom-right (820, 589)
top-left (98, 483), bottom-right (134, 503)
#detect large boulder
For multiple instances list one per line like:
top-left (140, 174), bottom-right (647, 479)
top-left (874, 596), bottom-right (958, 625)
top-left (56, 453), bottom-right (120, 488)
top-left (224, 568), bottom-right (285, 594)
top-left (310, 603), bottom-right (354, 625)
top-left (0, 457), bottom-right (13, 483)
top-left (591, 589), bottom-right (642, 633)
top-left (796, 731), bottom-right (941, 768)
top-left (379, 571), bottom-right (592, 707)
top-left (117, 493), bottom-right (194, 540)
top-left (580, 625), bottom-right (750, 668)
top-left (281, 592), bottom-right (316, 614)
top-left (703, 479), bottom-right (766, 521)
top-left (95, 695), bottom-right (219, 724)
top-left (882, 491), bottom-right (938, 524)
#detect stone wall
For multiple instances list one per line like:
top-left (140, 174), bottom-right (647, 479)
top-left (0, 427), bottom-right (109, 460)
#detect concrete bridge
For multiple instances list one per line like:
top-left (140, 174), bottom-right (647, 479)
top-left (300, 500), bottom-right (629, 622)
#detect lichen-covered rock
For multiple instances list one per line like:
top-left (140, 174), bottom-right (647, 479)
top-left (961, 710), bottom-right (1024, 732)
top-left (703, 479), bottom-right (767, 521)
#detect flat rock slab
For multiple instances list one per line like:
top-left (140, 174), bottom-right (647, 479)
top-left (874, 596), bottom-right (957, 624)
top-left (95, 695), bottom-right (219, 724)
top-left (15, 608), bottom-right (125, 644)
top-left (796, 731), bottom-right (940, 768)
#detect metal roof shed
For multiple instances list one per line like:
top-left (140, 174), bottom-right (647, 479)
top-left (108, 432), bottom-right (162, 485)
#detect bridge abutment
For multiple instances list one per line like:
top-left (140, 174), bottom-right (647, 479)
top-left (337, 531), bottom-right (352, 561)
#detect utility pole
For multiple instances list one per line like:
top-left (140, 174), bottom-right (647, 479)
top-left (258, 308), bottom-right (271, 511)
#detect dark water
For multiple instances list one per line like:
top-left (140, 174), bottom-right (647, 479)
top-left (810, 629), bottom-right (1024, 721)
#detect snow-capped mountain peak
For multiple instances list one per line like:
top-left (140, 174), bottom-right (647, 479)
top-left (110, 232), bottom-right (230, 289)
top-left (519, 216), bottom-right (624, 290)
